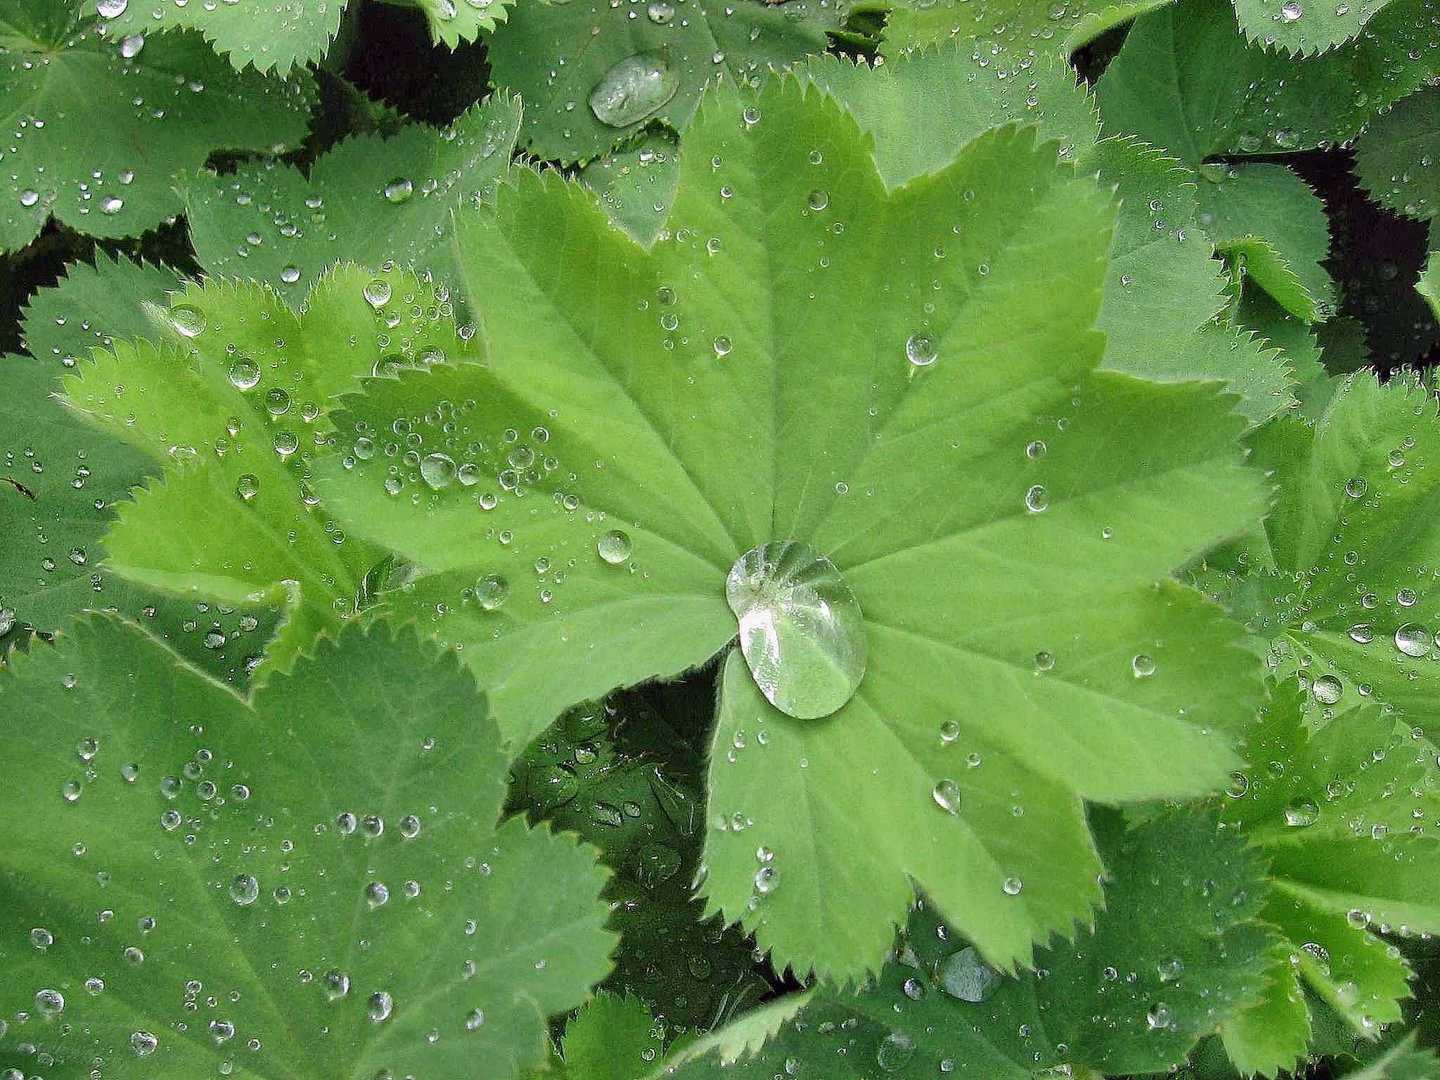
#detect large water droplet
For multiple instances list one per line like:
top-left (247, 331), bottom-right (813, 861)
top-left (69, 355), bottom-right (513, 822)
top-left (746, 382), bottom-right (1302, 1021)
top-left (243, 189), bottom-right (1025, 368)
top-left (383, 178), bottom-right (413, 204)
top-left (169, 305), bottom-right (206, 339)
top-left (229, 873), bottom-right (259, 906)
top-left (596, 529), bottom-right (632, 564)
top-left (588, 53), bottom-right (679, 128)
top-left (932, 778), bottom-right (962, 815)
top-left (876, 1032), bottom-right (915, 1072)
top-left (1396, 623), bottom-right (1431, 658)
top-left (420, 453), bottom-right (457, 489)
top-left (98, 0), bottom-right (128, 17)
top-left (726, 541), bottom-right (867, 720)
top-left (474, 574), bottom-right (509, 611)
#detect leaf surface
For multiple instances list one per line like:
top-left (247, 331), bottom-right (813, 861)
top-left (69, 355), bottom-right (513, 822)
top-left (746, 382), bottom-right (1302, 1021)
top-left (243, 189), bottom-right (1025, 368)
top-left (317, 80), bottom-right (1265, 979)
top-left (1232, 0), bottom-right (1400, 54)
top-left (186, 98), bottom-right (522, 300)
top-left (0, 617), bottom-right (613, 1078)
top-left (1355, 86), bottom-right (1440, 221)
top-left (664, 810), bottom-right (1279, 1078)
top-left (0, 0), bottom-right (312, 252)
top-left (485, 0), bottom-right (838, 162)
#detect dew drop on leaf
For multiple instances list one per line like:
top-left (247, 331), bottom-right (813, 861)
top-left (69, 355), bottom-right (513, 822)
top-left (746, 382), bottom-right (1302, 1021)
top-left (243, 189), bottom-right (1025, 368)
top-left (588, 53), bottom-right (679, 128)
top-left (596, 529), bottom-right (632, 564)
top-left (931, 778), bottom-right (962, 815)
top-left (474, 574), bottom-right (509, 611)
top-left (383, 178), bottom-right (414, 204)
top-left (1311, 674), bottom-right (1342, 704)
top-left (169, 305), bottom-right (206, 339)
top-left (1395, 623), bottom-right (1431, 658)
top-left (367, 990), bottom-right (394, 1023)
top-left (725, 541), bottom-right (867, 720)
top-left (1284, 799), bottom-right (1319, 827)
top-left (228, 873), bottom-right (260, 907)
top-left (1131, 654), bottom-right (1156, 678)
top-left (904, 333), bottom-right (937, 367)
top-left (98, 0), bottom-right (127, 17)
top-left (420, 452), bottom-right (457, 489)
top-left (363, 279), bottom-right (393, 309)
top-left (876, 1031), bottom-right (916, 1071)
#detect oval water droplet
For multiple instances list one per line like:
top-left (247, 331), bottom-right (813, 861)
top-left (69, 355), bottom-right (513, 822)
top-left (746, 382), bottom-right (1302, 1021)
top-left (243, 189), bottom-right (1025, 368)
top-left (1280, 0), bottom-right (1302, 21)
top-left (1396, 623), bottom-right (1431, 658)
top-left (420, 453), bottom-right (457, 489)
top-left (876, 1032), bottom-right (915, 1072)
top-left (98, 0), bottom-right (128, 17)
top-left (588, 53), bottom-right (679, 128)
top-left (596, 529), bottom-right (632, 564)
top-left (169, 305), bottom-right (206, 338)
top-left (726, 541), bottom-right (867, 720)
top-left (1311, 674), bottom-right (1342, 704)
top-left (228, 358), bottom-right (260, 390)
top-left (933, 944), bottom-right (1002, 1008)
top-left (474, 574), bottom-right (509, 611)
top-left (1284, 799), bottom-right (1319, 827)
top-left (363, 279), bottom-right (393, 309)
top-left (367, 990), bottom-right (394, 1023)
top-left (932, 778), bottom-right (962, 815)
top-left (383, 178), bottom-right (414, 204)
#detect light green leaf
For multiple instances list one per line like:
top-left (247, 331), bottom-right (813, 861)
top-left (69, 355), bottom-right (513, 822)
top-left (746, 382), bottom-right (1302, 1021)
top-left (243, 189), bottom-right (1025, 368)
top-left (97, 0), bottom-right (344, 74)
top-left (1418, 248), bottom-right (1440, 320)
top-left (58, 266), bottom-right (468, 675)
top-left (0, 0), bottom-right (313, 253)
top-left (880, 0), bottom-right (1174, 62)
top-left (554, 992), bottom-right (667, 1080)
top-left (1355, 86), bottom-right (1440, 221)
top-left (665, 810), bottom-right (1280, 1078)
top-left (1096, 0), bottom-right (1440, 161)
top-left (317, 80), bottom-right (1265, 979)
top-left (1220, 950), bottom-right (1314, 1078)
top-left (0, 616), bottom-right (614, 1077)
top-left (485, 0), bottom-right (838, 163)
top-left (1196, 163), bottom-right (1335, 322)
top-left (410, 0), bottom-right (517, 47)
top-left (506, 697), bottom-right (770, 1030)
top-left (185, 97), bottom-right (523, 300)
top-left (1232, 0), bottom-right (1399, 55)
top-left (649, 993), bottom-right (811, 1074)
top-left (1201, 374), bottom-right (1440, 725)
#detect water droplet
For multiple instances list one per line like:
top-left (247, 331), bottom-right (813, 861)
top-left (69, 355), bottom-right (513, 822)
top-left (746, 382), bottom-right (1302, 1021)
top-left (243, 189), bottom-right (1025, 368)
top-left (754, 865), bottom-right (780, 894)
top-left (228, 357), bottom-right (260, 390)
top-left (876, 1032), bottom-right (915, 1072)
top-left (1396, 623), bottom-right (1431, 658)
top-left (474, 574), bottom-right (509, 611)
top-left (932, 778), bottom-right (962, 815)
top-left (169, 305), bottom-right (206, 338)
top-left (646, 0), bottom-right (674, 22)
top-left (1345, 477), bottom-right (1367, 498)
top-left (229, 874), bottom-right (260, 906)
top-left (807, 189), bottom-right (829, 212)
top-left (1131, 654), bottom-right (1156, 678)
top-left (1311, 674), bottom-right (1342, 704)
top-left (1348, 623), bottom-right (1373, 644)
top-left (1156, 956), bottom-right (1184, 982)
top-left (34, 988), bottom-right (64, 1016)
top-left (1284, 799), bottom-right (1319, 827)
top-left (1280, 0), bottom-right (1302, 21)
top-left (131, 1030), bottom-right (158, 1056)
top-left (235, 474), bottom-right (259, 502)
top-left (368, 991), bottom-right (394, 1023)
top-left (30, 927), bottom-right (53, 950)
top-left (712, 335), bottom-right (732, 357)
top-left (364, 279), bottom-right (393, 308)
top-left (365, 882), bottom-right (390, 908)
top-left (1146, 1002), bottom-right (1173, 1031)
top-left (939, 719), bottom-right (960, 743)
top-left (1025, 484), bottom-right (1049, 513)
top-left (465, 1007), bottom-right (486, 1031)
top-left (322, 969), bottom-right (350, 1001)
top-left (420, 453), bottom-right (457, 489)
top-left (726, 541), bottom-right (867, 720)
top-left (596, 529), bottom-right (632, 564)
top-left (98, 0), bottom-right (128, 17)
top-left (588, 53), bottom-right (679, 127)
top-left (1002, 876), bottom-right (1022, 895)
top-left (279, 265), bottom-right (301, 284)
top-left (100, 196), bottom-right (124, 215)
top-left (905, 333), bottom-right (938, 367)
top-left (383, 178), bottom-right (414, 204)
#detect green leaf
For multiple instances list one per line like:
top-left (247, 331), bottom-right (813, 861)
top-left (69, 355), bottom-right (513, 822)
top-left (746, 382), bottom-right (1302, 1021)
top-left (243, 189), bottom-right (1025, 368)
top-left (880, 0), bottom-right (1174, 62)
top-left (1201, 374), bottom-right (1440, 725)
top-left (20, 254), bottom-right (181, 366)
top-left (185, 97), bottom-right (523, 301)
top-left (1343, 1033), bottom-right (1440, 1079)
top-left (484, 0), bottom-right (839, 163)
top-left (317, 80), bottom-right (1265, 979)
top-left (0, 616), bottom-right (614, 1077)
top-left (1196, 163), bottom-right (1335, 322)
top-left (793, 47), bottom-right (1100, 190)
top-left (578, 131), bottom-right (682, 244)
top-left (1220, 950), bottom-right (1314, 1078)
top-left (0, 0), bottom-right (313, 252)
top-left (97, 0), bottom-right (344, 74)
top-left (1096, 0), bottom-right (1440, 161)
top-left (664, 809), bottom-right (1280, 1078)
top-left (1232, 0), bottom-right (1400, 55)
top-left (410, 0), bottom-right (517, 48)
top-left (554, 992), bottom-right (667, 1080)
top-left (1355, 86), bottom-right (1440, 221)
top-left (506, 696), bottom-right (770, 1030)
top-left (58, 267), bottom-right (470, 675)
top-left (1418, 248), bottom-right (1440, 320)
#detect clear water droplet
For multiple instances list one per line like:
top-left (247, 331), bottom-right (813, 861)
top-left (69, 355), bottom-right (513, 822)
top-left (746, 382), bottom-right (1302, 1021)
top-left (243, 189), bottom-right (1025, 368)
top-left (596, 529), bottom-right (632, 564)
top-left (1396, 623), bottom-right (1431, 658)
top-left (1280, 0), bottom-right (1302, 21)
top-left (420, 453), bottom-right (457, 489)
top-left (1311, 674), bottom-right (1342, 704)
top-left (383, 178), bottom-right (414, 204)
top-left (905, 333), bottom-right (937, 367)
top-left (876, 1032), bottom-right (915, 1072)
top-left (228, 358), bottom-right (260, 390)
top-left (1284, 799), bottom-right (1319, 827)
top-left (1132, 654), bottom-right (1156, 678)
top-left (229, 874), bottom-right (259, 906)
top-left (474, 574), bottom-right (509, 611)
top-left (726, 541), bottom-right (867, 720)
top-left (363, 279), bottom-right (393, 309)
top-left (932, 778), bottom-right (962, 815)
top-left (367, 991), bottom-right (394, 1023)
top-left (98, 0), bottom-right (128, 17)
top-left (169, 305), bottom-right (206, 338)
top-left (588, 53), bottom-right (679, 127)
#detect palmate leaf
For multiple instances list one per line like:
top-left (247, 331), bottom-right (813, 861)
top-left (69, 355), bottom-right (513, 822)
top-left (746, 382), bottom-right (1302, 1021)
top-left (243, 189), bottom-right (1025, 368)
top-left (484, 0), bottom-right (839, 163)
top-left (1096, 0), bottom-right (1440, 161)
top-left (185, 96), bottom-right (523, 301)
top-left (1232, 0), bottom-right (1401, 55)
top-left (506, 696), bottom-right (771, 1030)
top-left (1, 257), bottom-right (278, 681)
top-left (0, 0), bottom-right (312, 253)
top-left (1354, 86), bottom-right (1440, 222)
top-left (547, 992), bottom-right (669, 1079)
top-left (57, 265), bottom-right (469, 676)
top-left (659, 810), bottom-right (1279, 1078)
top-left (316, 79), bottom-right (1266, 980)
top-left (880, 0), bottom-right (1174, 63)
top-left (1215, 685), bottom-right (1440, 1069)
top-left (0, 616), bottom-right (613, 1078)
top-left (1196, 373), bottom-right (1440, 726)
top-left (795, 46), bottom-right (1295, 424)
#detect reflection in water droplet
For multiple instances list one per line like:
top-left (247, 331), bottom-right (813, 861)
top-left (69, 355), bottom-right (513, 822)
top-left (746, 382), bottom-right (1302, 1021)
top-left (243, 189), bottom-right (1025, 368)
top-left (420, 453), bottom-right (457, 489)
top-left (475, 574), bottom-right (509, 611)
top-left (932, 778), bottom-right (962, 815)
top-left (726, 541), bottom-right (867, 720)
top-left (1132, 654), bottom-right (1156, 678)
top-left (596, 529), bottom-right (632, 564)
top-left (905, 333), bottom-right (937, 367)
top-left (876, 1031), bottom-right (916, 1071)
top-left (1396, 623), bottom-right (1431, 658)
top-left (1311, 674), bottom-right (1342, 704)
top-left (940, 946), bottom-right (1003, 1001)
top-left (170, 305), bottom-right (206, 338)
top-left (363, 279), bottom-right (393, 309)
top-left (383, 178), bottom-right (414, 204)
top-left (229, 874), bottom-right (259, 906)
top-left (588, 53), bottom-right (679, 128)
top-left (367, 990), bottom-right (394, 1023)
top-left (1284, 799), bottom-right (1319, 827)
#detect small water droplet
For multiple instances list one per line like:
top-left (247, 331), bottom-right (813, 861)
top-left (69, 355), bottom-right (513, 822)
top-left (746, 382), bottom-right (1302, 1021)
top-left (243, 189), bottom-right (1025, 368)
top-left (420, 453), bottom-right (457, 489)
top-left (383, 178), bottom-right (414, 204)
top-left (905, 333), bottom-right (938, 367)
top-left (1280, 0), bottom-right (1302, 21)
top-left (229, 874), bottom-right (260, 906)
top-left (367, 991), bottom-right (394, 1023)
top-left (474, 574), bottom-right (509, 611)
top-left (364, 279), bottom-right (393, 308)
top-left (932, 778), bottom-right (962, 815)
top-left (596, 529), bottom-right (632, 564)
top-left (1284, 799), bottom-right (1319, 827)
top-left (1132, 654), bottom-right (1156, 678)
